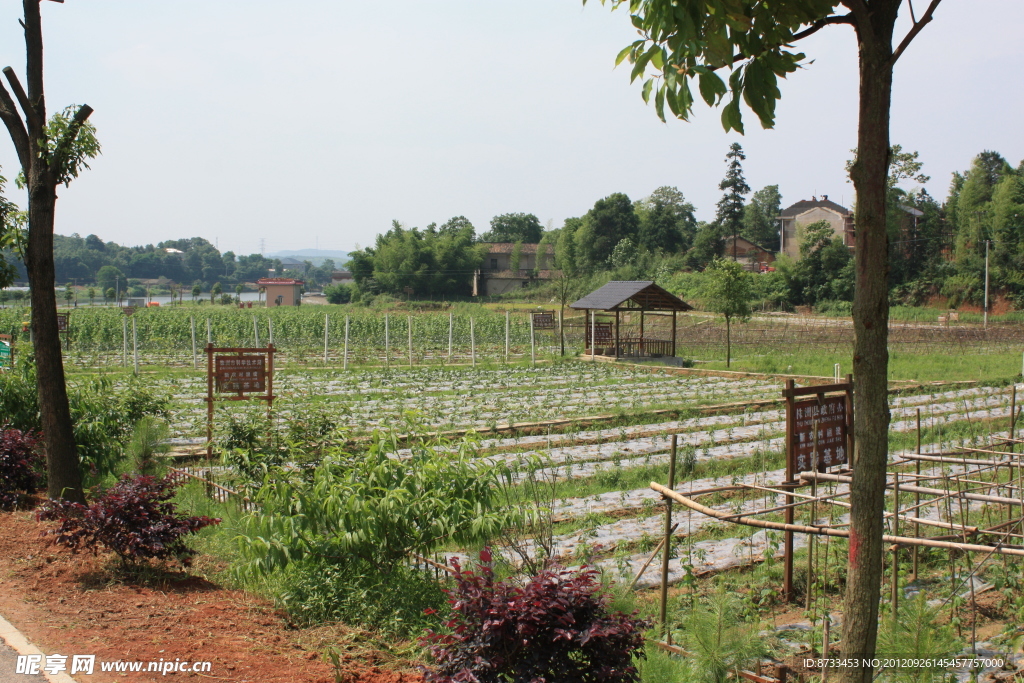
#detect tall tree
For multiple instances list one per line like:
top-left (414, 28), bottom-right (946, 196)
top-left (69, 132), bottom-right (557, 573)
top-left (585, 1), bottom-right (946, 680)
top-left (574, 192), bottom-right (639, 269)
top-left (716, 143), bottom-right (750, 260)
top-left (0, 0), bottom-right (100, 503)
top-left (635, 185), bottom-right (698, 253)
top-left (481, 212), bottom-right (542, 243)
top-left (742, 185), bottom-right (782, 250)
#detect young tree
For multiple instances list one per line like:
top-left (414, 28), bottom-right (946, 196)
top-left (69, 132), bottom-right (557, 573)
top-left (0, 0), bottom-right (101, 503)
top-left (585, 2), bottom-right (947, 678)
top-left (716, 143), bottom-right (750, 260)
top-left (87, 286), bottom-right (95, 306)
top-left (701, 258), bottom-right (752, 367)
top-left (211, 282), bottom-right (223, 304)
top-left (191, 282), bottom-right (202, 303)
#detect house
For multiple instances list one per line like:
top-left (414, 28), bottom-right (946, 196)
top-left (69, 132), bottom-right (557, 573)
top-left (722, 236), bottom-right (775, 271)
top-left (778, 195), bottom-right (854, 260)
top-left (331, 270), bottom-right (354, 285)
top-left (472, 243), bottom-right (558, 296)
top-left (257, 278), bottom-right (303, 307)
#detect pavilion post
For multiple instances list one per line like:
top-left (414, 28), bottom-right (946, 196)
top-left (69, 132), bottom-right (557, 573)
top-left (640, 309), bottom-right (645, 355)
top-left (614, 309), bottom-right (620, 359)
top-left (671, 310), bottom-right (677, 358)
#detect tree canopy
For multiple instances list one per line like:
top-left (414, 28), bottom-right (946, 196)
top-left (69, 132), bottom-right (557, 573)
top-left (480, 212), bottom-right (542, 243)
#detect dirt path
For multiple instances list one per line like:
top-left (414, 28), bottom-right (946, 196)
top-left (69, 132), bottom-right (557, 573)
top-left (0, 511), bottom-right (417, 683)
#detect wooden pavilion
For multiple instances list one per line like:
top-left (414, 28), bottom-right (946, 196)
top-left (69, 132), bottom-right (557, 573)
top-left (569, 281), bottom-right (692, 359)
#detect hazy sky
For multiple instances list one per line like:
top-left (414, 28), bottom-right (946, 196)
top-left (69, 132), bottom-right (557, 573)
top-left (0, 1), bottom-right (1021, 257)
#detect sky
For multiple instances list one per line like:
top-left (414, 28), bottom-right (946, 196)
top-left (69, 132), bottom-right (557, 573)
top-left (0, 1), bottom-right (1021, 258)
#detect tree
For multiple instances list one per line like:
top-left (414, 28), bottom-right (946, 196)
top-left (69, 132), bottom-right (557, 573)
top-left (635, 185), bottom-right (697, 253)
top-left (586, 2), bottom-right (946, 678)
top-left (701, 258), bottom-right (752, 367)
top-left (86, 286), bottom-right (95, 306)
top-left (742, 185), bottom-right (782, 250)
top-left (191, 282), bottom-right (202, 303)
top-left (104, 287), bottom-right (114, 304)
top-left (0, 0), bottom-right (101, 503)
top-left (574, 193), bottom-right (639, 269)
top-left (63, 282), bottom-right (73, 307)
top-left (481, 212), bottom-right (542, 243)
top-left (95, 265), bottom-right (123, 294)
top-left (235, 283), bottom-right (244, 302)
top-left (716, 143), bottom-right (751, 260)
top-left (211, 282), bottom-right (223, 304)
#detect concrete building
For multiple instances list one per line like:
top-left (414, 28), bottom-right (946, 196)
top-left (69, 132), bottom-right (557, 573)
top-left (722, 236), bottom-right (776, 271)
top-left (472, 243), bottom-right (557, 296)
top-left (257, 278), bottom-right (303, 307)
top-left (778, 195), bottom-right (854, 260)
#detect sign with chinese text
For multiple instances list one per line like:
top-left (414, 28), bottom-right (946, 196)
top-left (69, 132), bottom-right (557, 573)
top-left (532, 311), bottom-right (555, 330)
top-left (56, 313), bottom-right (69, 332)
top-left (792, 395), bottom-right (848, 472)
top-left (214, 355), bottom-right (267, 393)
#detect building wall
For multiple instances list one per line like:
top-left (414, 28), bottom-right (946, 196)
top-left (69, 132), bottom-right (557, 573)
top-left (265, 284), bottom-right (301, 307)
top-left (781, 207), bottom-right (851, 260)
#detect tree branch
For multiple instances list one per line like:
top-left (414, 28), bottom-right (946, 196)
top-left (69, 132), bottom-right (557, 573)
top-left (49, 103), bottom-right (93, 173)
top-left (0, 80), bottom-right (30, 171)
top-left (2, 67), bottom-right (42, 132)
top-left (707, 14), bottom-right (853, 72)
top-left (890, 0), bottom-right (942, 66)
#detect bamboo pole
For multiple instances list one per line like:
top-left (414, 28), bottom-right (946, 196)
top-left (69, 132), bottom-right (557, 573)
top-left (253, 316), bottom-right (259, 346)
top-left (344, 315), bottom-right (350, 370)
top-left (132, 318), bottom-right (138, 376)
top-left (408, 315), bottom-right (413, 367)
top-left (268, 318), bottom-right (273, 345)
top-left (650, 483), bottom-right (1024, 557)
top-left (800, 471), bottom-right (1024, 507)
top-left (448, 311), bottom-right (454, 362)
top-left (324, 314), bottom-right (329, 364)
top-left (122, 318), bottom-right (127, 366)
top-left (470, 317), bottom-right (476, 367)
top-left (629, 523), bottom-right (678, 591)
top-left (384, 313), bottom-right (389, 367)
top-left (530, 312), bottom-right (536, 366)
top-left (191, 316), bottom-right (197, 369)
top-left (505, 310), bottom-right (510, 361)
top-left (659, 435), bottom-right (678, 641)
top-left (206, 318), bottom-right (211, 344)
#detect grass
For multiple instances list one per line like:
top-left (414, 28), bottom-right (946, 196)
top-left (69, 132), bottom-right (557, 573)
top-left (699, 348), bottom-right (1023, 384)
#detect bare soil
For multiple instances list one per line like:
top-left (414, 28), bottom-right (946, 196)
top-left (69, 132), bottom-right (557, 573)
top-left (0, 510), bottom-right (422, 683)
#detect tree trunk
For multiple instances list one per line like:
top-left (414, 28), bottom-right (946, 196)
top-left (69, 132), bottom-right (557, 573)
top-left (725, 315), bottom-right (731, 367)
top-left (20, 0), bottom-right (85, 504)
top-left (26, 181), bottom-right (85, 504)
top-left (839, 3), bottom-right (899, 682)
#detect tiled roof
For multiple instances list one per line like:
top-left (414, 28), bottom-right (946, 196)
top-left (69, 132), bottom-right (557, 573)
top-left (569, 281), bottom-right (692, 311)
top-left (780, 198), bottom-right (851, 217)
top-left (480, 242), bottom-right (554, 254)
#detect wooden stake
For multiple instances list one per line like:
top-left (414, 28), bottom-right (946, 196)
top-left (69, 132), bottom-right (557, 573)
top-left (384, 313), bottom-right (389, 367)
top-left (408, 315), bottom-right (413, 367)
top-left (470, 316), bottom-right (476, 367)
top-left (190, 316), bottom-right (197, 369)
top-left (324, 314), bottom-right (329, 364)
top-left (505, 310), bottom-right (510, 361)
top-left (659, 435), bottom-right (678, 640)
top-left (530, 313), bottom-right (536, 366)
top-left (448, 311), bottom-right (454, 362)
top-left (913, 408), bottom-right (921, 580)
top-left (344, 315), bottom-right (350, 370)
top-left (122, 318), bottom-right (127, 367)
top-left (132, 318), bottom-right (138, 376)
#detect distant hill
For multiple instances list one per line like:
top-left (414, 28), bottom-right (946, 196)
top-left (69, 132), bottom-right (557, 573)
top-left (267, 250), bottom-right (352, 268)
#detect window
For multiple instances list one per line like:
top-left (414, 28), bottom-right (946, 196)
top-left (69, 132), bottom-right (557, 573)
top-left (490, 258), bottom-right (498, 269)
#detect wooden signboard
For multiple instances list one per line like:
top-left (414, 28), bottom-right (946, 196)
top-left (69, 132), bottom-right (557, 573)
top-left (781, 377), bottom-right (854, 602)
top-left (56, 313), bottom-right (69, 332)
top-left (205, 344), bottom-right (276, 457)
top-left (122, 306), bottom-right (136, 316)
top-left (532, 310), bottom-right (556, 330)
top-left (791, 395), bottom-right (849, 472)
top-left (214, 355), bottom-right (267, 393)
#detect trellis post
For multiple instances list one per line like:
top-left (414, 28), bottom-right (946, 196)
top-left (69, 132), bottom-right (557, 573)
top-left (344, 315), bottom-right (350, 370)
top-left (470, 317), bottom-right (476, 367)
top-left (190, 316), bottom-right (197, 369)
top-left (132, 318), bottom-right (139, 376)
top-left (384, 313), bottom-right (390, 367)
top-left (324, 314), bottom-right (329, 364)
top-left (408, 315), bottom-right (413, 367)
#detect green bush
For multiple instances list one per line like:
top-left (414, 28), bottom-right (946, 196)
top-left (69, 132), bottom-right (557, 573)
top-left (279, 557), bottom-right (446, 638)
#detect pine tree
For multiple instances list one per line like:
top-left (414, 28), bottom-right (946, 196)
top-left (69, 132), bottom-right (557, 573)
top-left (715, 143), bottom-right (750, 261)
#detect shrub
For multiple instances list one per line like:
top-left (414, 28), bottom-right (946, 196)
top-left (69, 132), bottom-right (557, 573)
top-left (0, 427), bottom-right (43, 510)
top-left (37, 474), bottom-right (220, 565)
top-left (422, 549), bottom-right (648, 683)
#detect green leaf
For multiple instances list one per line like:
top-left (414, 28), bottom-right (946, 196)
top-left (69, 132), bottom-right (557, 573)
top-left (654, 84), bottom-right (667, 122)
top-left (642, 77), bottom-right (655, 104)
top-left (698, 71), bottom-right (727, 106)
top-left (615, 43), bottom-right (634, 67)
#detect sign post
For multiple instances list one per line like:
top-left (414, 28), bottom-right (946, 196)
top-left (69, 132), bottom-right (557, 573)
top-left (205, 344), bottom-right (276, 458)
top-left (781, 376), bottom-right (854, 601)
